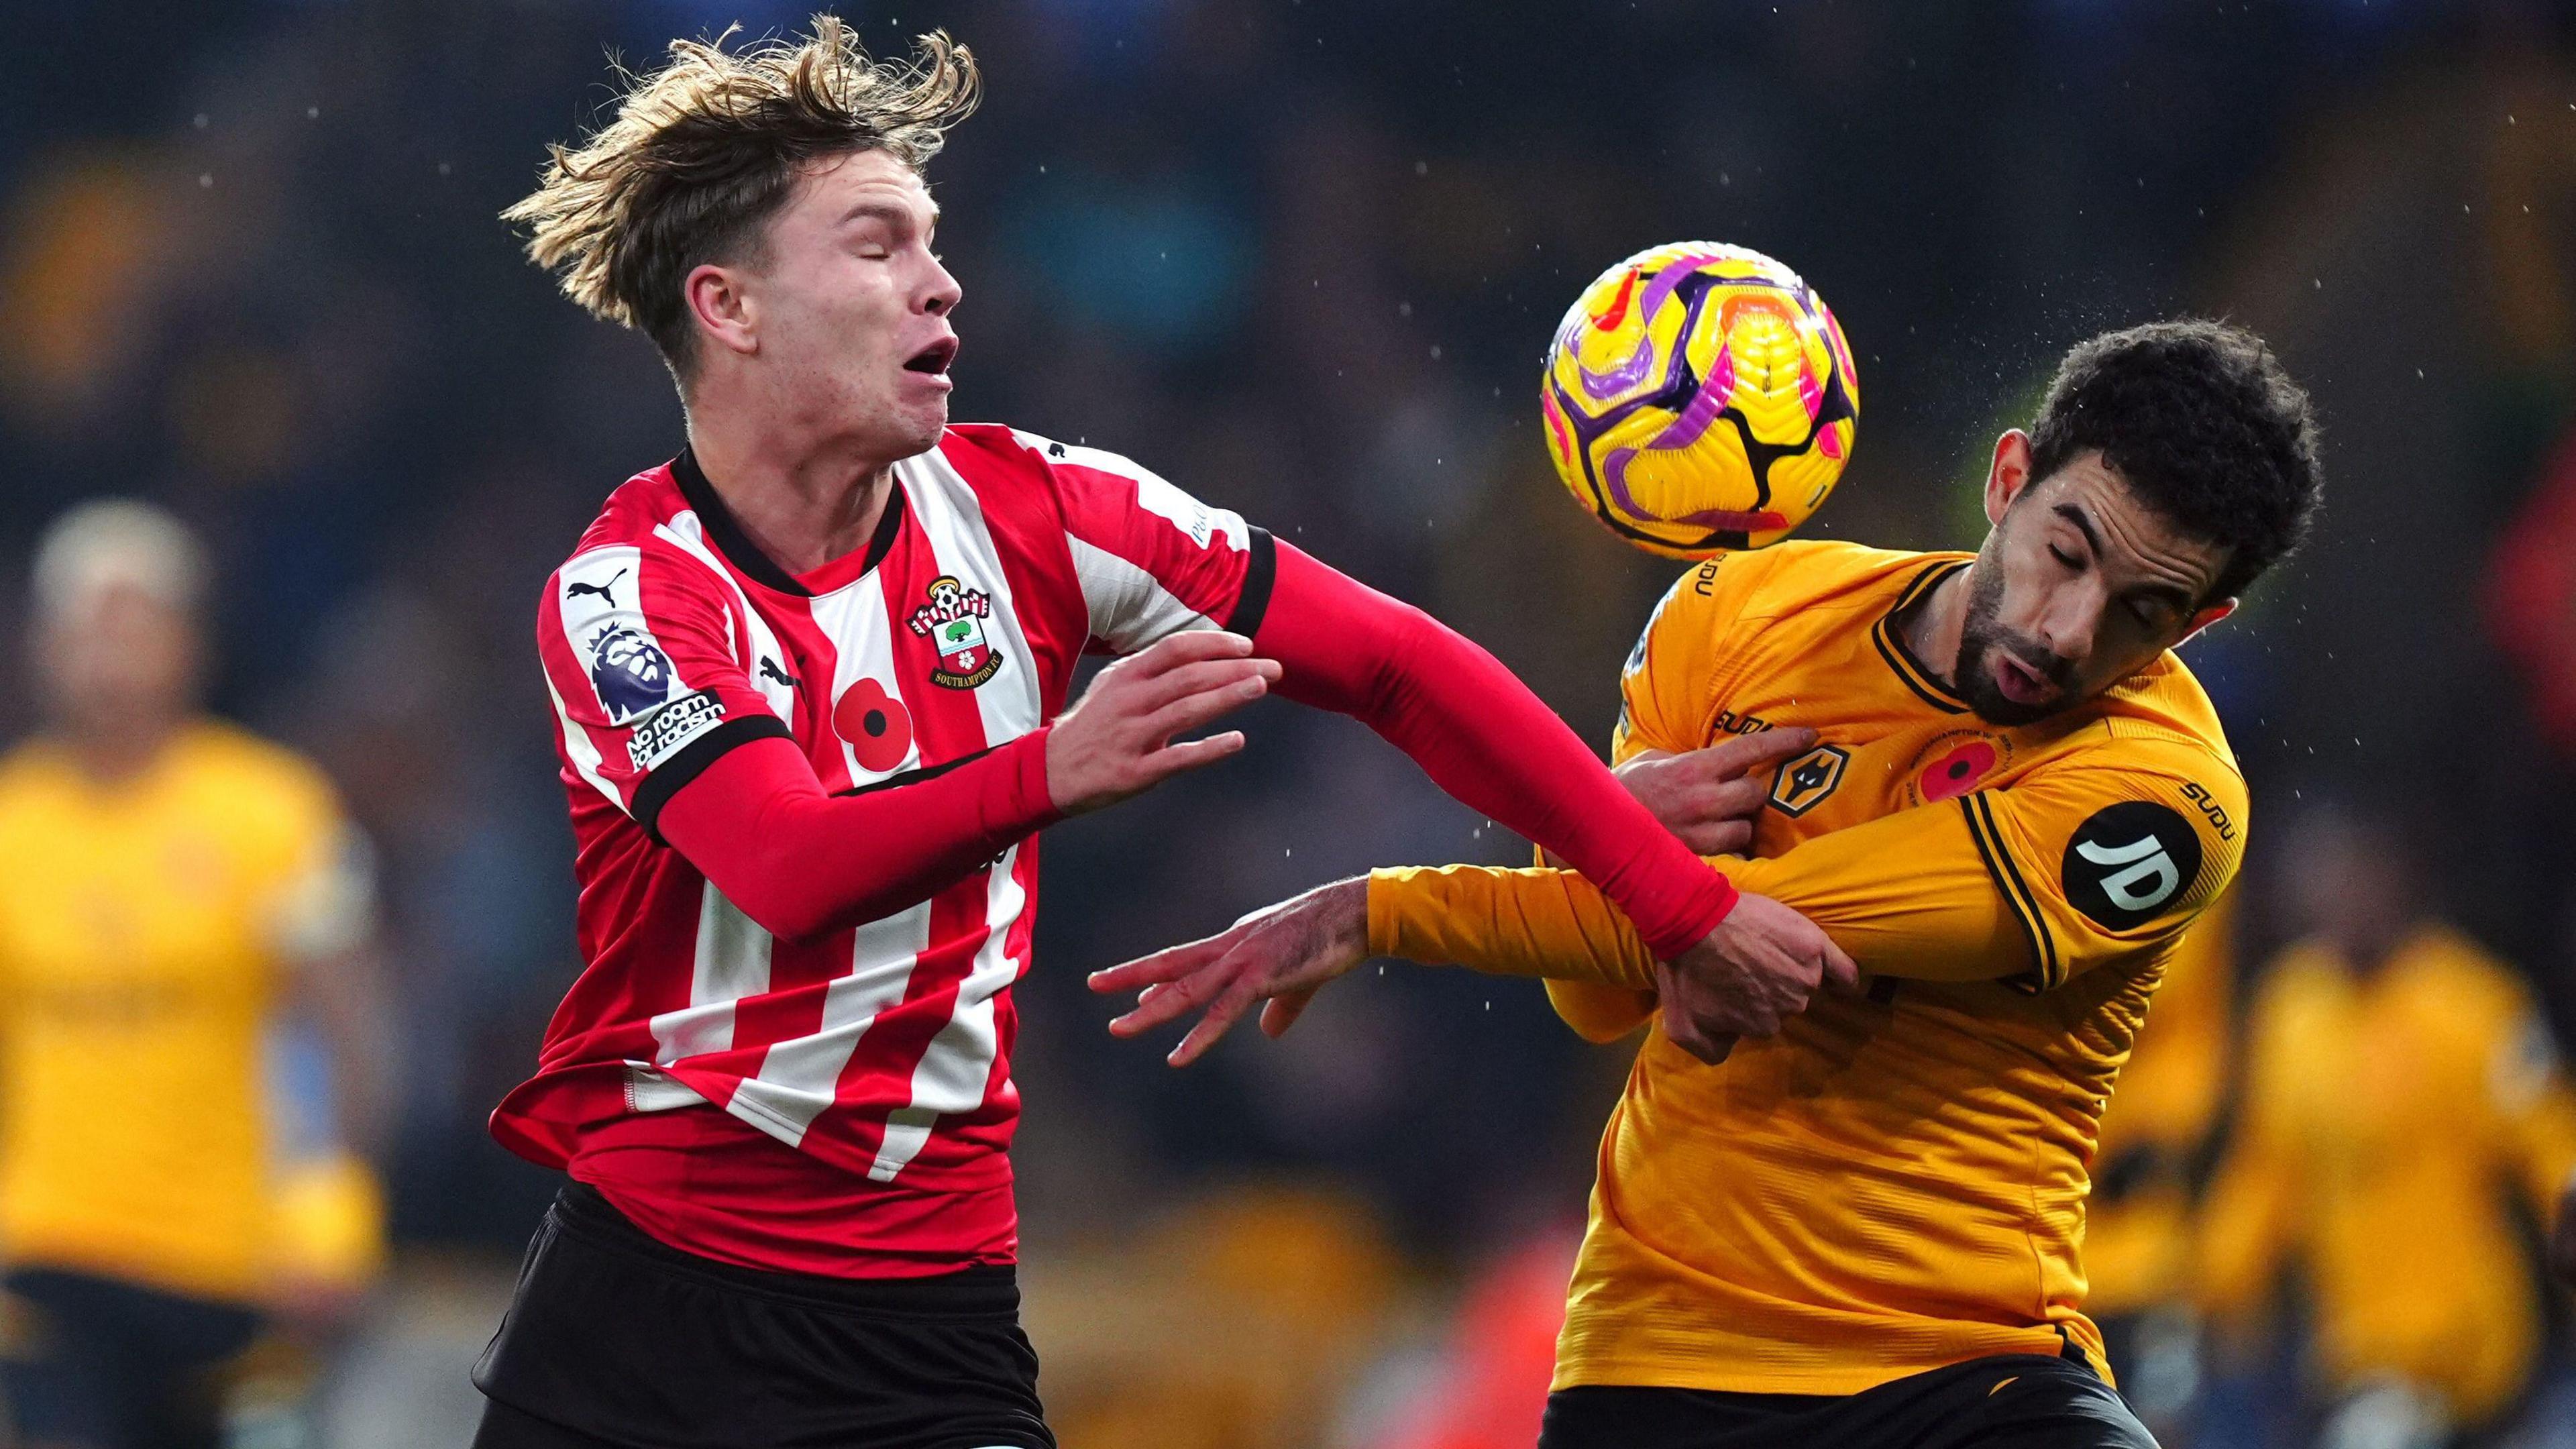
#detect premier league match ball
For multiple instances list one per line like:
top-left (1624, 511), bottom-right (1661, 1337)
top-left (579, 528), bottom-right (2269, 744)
top-left (1541, 242), bottom-right (1860, 559)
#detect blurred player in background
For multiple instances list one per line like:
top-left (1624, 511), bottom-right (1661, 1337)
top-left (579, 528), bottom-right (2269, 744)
top-left (0, 502), bottom-right (392, 1449)
top-left (1100, 322), bottom-right (2341, 1449)
top-left (2198, 803), bottom-right (2576, 1448)
top-left (2083, 890), bottom-right (2237, 1439)
top-left (474, 21), bottom-right (1837, 1449)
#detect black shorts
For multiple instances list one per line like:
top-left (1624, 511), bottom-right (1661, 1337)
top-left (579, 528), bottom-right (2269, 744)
top-left (0, 1267), bottom-right (261, 1449)
top-left (472, 1185), bottom-right (1054, 1449)
top-left (1540, 1351), bottom-right (2157, 1449)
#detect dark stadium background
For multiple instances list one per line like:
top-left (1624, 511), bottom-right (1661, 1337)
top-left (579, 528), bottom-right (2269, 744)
top-left (5, 1), bottom-right (2576, 1444)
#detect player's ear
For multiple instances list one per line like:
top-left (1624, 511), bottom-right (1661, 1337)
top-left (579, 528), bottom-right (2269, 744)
top-left (1983, 431), bottom-right (2035, 527)
top-left (2176, 597), bottom-right (2238, 647)
top-left (685, 264), bottom-right (761, 360)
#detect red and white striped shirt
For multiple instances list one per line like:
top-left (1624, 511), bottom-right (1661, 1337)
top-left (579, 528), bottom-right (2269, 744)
top-left (500, 424), bottom-right (1271, 1275)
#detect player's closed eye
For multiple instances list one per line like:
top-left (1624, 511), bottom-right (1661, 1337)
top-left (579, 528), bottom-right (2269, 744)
top-left (2049, 544), bottom-right (2082, 571)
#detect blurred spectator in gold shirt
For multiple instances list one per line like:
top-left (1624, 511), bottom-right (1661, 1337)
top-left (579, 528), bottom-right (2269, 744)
top-left (2084, 888), bottom-right (2237, 1437)
top-left (0, 502), bottom-right (392, 1449)
top-left (2198, 804), bottom-right (2576, 1445)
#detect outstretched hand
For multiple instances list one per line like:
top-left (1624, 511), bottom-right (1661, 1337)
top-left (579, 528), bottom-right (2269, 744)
top-left (1614, 727), bottom-right (1820, 856)
top-left (1087, 877), bottom-right (1370, 1065)
top-left (1046, 631), bottom-right (1282, 816)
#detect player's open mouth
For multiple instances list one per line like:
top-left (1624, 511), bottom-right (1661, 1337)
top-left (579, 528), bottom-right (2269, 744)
top-left (1991, 654), bottom-right (2055, 706)
top-left (904, 338), bottom-right (959, 376)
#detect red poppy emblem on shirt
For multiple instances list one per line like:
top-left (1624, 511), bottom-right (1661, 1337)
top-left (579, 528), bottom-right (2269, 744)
top-left (1918, 739), bottom-right (1998, 802)
top-left (834, 678), bottom-right (914, 773)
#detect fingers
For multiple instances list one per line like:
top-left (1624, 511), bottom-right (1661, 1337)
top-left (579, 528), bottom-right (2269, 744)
top-left (1130, 656), bottom-right (1282, 715)
top-left (1142, 672), bottom-right (1271, 742)
top-left (1105, 984), bottom-right (1203, 1038)
top-left (1123, 629), bottom-right (1255, 677)
top-left (1660, 993), bottom-right (1723, 1063)
top-left (1168, 976), bottom-right (1262, 1066)
top-left (1678, 820), bottom-right (1754, 856)
top-left (1105, 954), bottom-right (1238, 1037)
top-left (1134, 731), bottom-right (1246, 782)
top-left (1260, 987), bottom-right (1318, 1038)
top-left (1703, 776), bottom-right (1772, 818)
top-left (1706, 725), bottom-right (1821, 772)
top-left (1661, 1000), bottom-right (1742, 1064)
top-left (1819, 936), bottom-right (1861, 994)
top-left (1088, 936), bottom-right (1231, 996)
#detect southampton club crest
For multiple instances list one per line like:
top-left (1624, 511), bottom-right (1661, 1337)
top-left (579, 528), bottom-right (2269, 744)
top-left (908, 575), bottom-right (1006, 690)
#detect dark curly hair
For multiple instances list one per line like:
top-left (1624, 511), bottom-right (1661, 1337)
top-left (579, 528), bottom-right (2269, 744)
top-left (2025, 319), bottom-right (2321, 602)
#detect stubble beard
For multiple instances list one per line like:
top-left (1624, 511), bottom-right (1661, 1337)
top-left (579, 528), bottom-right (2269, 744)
top-left (1951, 564), bottom-right (2075, 729)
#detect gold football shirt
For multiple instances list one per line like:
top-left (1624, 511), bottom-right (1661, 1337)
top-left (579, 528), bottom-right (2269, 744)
top-left (1368, 541), bottom-right (2248, 1394)
top-left (0, 722), bottom-right (360, 1301)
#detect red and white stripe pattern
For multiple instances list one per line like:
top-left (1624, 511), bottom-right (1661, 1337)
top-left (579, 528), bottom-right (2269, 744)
top-left (503, 425), bottom-right (1265, 1269)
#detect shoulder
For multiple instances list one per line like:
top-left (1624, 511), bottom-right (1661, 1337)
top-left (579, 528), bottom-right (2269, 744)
top-left (2096, 650), bottom-right (2237, 765)
top-left (2399, 926), bottom-right (2537, 1030)
top-left (1730, 540), bottom-right (1957, 626)
top-left (176, 722), bottom-right (336, 805)
top-left (172, 722), bottom-right (345, 846)
top-left (543, 472), bottom-right (735, 630)
top-left (0, 740), bottom-right (66, 820)
top-left (1640, 539), bottom-right (1945, 651)
top-left (930, 423), bottom-right (1072, 501)
top-left (2245, 942), bottom-right (2349, 1045)
top-left (1988, 705), bottom-right (2249, 941)
top-left (2041, 649), bottom-right (2242, 796)
top-left (561, 463), bottom-right (688, 564)
top-left (2064, 659), bottom-right (2249, 837)
top-left (937, 421), bottom-right (1052, 470)
top-left (936, 423), bottom-right (1205, 518)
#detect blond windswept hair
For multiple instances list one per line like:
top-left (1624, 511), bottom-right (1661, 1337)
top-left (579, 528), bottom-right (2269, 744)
top-left (503, 16), bottom-right (979, 376)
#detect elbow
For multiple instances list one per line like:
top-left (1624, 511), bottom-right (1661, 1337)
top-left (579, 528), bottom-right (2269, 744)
top-left (757, 900), bottom-right (839, 947)
top-left (727, 891), bottom-right (833, 946)
top-left (706, 865), bottom-right (841, 945)
top-left (1547, 983), bottom-right (1654, 1043)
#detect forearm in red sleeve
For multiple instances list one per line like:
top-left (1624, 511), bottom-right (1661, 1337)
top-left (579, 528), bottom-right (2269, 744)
top-left (653, 731), bottom-right (1061, 943)
top-left (1252, 542), bottom-right (1737, 957)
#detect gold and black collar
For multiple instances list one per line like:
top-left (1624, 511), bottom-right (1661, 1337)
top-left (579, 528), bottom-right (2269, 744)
top-left (1871, 559), bottom-right (1974, 714)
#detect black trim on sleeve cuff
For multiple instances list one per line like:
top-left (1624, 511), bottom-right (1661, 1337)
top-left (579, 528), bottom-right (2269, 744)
top-left (1960, 792), bottom-right (2061, 991)
top-left (633, 714), bottom-right (796, 843)
top-left (1224, 527), bottom-right (1278, 637)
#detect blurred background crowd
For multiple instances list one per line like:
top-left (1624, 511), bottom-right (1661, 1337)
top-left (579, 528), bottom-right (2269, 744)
top-left (4, 0), bottom-right (2576, 1445)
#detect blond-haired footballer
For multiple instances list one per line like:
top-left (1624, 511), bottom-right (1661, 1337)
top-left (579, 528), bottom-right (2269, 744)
top-left (478, 20), bottom-right (1843, 1449)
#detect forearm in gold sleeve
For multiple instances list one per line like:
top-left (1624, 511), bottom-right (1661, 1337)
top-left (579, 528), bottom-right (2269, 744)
top-left (1366, 864), bottom-right (1660, 990)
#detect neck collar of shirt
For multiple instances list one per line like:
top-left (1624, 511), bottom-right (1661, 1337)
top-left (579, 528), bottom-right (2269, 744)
top-left (671, 447), bottom-right (908, 598)
top-left (1872, 558), bottom-right (1974, 714)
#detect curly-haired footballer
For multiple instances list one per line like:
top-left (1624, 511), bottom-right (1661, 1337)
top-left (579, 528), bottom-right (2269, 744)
top-left (472, 19), bottom-right (1847, 1449)
top-left (1097, 322), bottom-right (2353, 1449)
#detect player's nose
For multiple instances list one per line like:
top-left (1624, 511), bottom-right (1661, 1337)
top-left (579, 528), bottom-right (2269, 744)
top-left (921, 254), bottom-right (963, 317)
top-left (2038, 579), bottom-right (2106, 664)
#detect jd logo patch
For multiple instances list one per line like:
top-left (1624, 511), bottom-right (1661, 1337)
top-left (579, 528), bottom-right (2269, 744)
top-left (908, 575), bottom-right (1006, 690)
top-left (2062, 801), bottom-right (2202, 930)
top-left (1769, 743), bottom-right (1850, 818)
